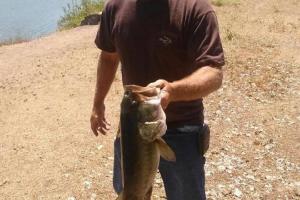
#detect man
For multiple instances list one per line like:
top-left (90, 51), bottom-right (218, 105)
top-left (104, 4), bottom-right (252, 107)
top-left (90, 0), bottom-right (225, 199)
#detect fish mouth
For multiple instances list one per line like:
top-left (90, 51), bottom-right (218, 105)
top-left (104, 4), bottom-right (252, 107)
top-left (124, 85), bottom-right (160, 102)
top-left (123, 84), bottom-right (167, 142)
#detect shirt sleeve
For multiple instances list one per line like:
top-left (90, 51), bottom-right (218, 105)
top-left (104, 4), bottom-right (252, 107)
top-left (187, 11), bottom-right (225, 68)
top-left (95, 4), bottom-right (116, 52)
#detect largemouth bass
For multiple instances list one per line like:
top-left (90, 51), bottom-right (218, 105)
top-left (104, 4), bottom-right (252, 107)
top-left (117, 85), bottom-right (176, 200)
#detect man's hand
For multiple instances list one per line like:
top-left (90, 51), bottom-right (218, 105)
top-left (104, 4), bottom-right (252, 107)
top-left (148, 79), bottom-right (174, 109)
top-left (90, 51), bottom-right (119, 136)
top-left (90, 103), bottom-right (111, 136)
top-left (148, 66), bottom-right (223, 108)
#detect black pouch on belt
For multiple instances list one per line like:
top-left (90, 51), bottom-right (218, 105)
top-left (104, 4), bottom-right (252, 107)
top-left (198, 123), bottom-right (210, 156)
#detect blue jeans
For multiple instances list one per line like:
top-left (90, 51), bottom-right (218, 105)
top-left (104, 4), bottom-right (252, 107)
top-left (113, 125), bottom-right (206, 200)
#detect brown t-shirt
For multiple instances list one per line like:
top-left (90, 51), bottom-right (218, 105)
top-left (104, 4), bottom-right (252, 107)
top-left (95, 0), bottom-right (225, 127)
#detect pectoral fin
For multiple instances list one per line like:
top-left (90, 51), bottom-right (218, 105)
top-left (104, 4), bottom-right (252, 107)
top-left (156, 138), bottom-right (176, 162)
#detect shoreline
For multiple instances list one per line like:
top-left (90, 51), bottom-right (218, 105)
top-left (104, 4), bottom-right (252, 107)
top-left (0, 29), bottom-right (59, 47)
top-left (0, 24), bottom-right (101, 48)
top-left (0, 37), bottom-right (30, 47)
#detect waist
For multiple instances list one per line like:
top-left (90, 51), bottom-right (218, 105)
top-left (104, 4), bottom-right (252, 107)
top-left (165, 99), bottom-right (204, 128)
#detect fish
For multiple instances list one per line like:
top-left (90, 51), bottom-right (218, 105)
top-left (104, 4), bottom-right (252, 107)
top-left (117, 85), bottom-right (176, 200)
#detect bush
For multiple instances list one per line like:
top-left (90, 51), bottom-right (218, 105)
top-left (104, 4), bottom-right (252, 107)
top-left (212, 0), bottom-right (239, 7)
top-left (58, 0), bottom-right (104, 30)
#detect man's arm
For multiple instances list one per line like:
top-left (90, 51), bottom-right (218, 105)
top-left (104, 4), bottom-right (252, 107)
top-left (149, 10), bottom-right (224, 108)
top-left (148, 66), bottom-right (223, 109)
top-left (91, 51), bottom-right (119, 136)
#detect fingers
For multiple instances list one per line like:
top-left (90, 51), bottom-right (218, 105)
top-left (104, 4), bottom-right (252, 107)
top-left (91, 122), bottom-right (99, 136)
top-left (104, 117), bottom-right (111, 126)
top-left (147, 79), bottom-right (172, 109)
top-left (101, 117), bottom-right (111, 133)
top-left (97, 120), bottom-right (111, 135)
top-left (147, 79), bottom-right (166, 89)
top-left (91, 116), bottom-right (111, 136)
top-left (160, 90), bottom-right (170, 109)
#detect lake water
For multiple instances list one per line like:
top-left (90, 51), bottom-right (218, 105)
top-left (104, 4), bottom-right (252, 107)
top-left (0, 0), bottom-right (77, 42)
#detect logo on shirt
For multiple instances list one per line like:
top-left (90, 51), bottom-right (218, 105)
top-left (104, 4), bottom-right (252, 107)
top-left (158, 35), bottom-right (172, 46)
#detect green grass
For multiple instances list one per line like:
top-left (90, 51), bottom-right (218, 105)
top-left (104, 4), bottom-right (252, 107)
top-left (58, 0), bottom-right (104, 30)
top-left (212, 0), bottom-right (239, 6)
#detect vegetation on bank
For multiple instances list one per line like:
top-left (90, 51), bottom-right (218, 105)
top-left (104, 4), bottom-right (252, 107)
top-left (212, 0), bottom-right (239, 6)
top-left (58, 0), bottom-right (104, 30)
top-left (57, 0), bottom-right (239, 30)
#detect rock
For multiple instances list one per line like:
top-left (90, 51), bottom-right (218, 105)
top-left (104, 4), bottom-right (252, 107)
top-left (233, 188), bottom-right (243, 198)
top-left (83, 180), bottom-right (92, 189)
top-left (96, 144), bottom-right (103, 150)
top-left (155, 178), bottom-right (163, 187)
top-left (217, 165), bottom-right (226, 172)
top-left (253, 140), bottom-right (260, 145)
top-left (245, 175), bottom-right (255, 181)
top-left (293, 182), bottom-right (300, 197)
top-left (0, 180), bottom-right (8, 187)
top-left (264, 143), bottom-right (275, 150)
top-left (225, 117), bottom-right (231, 122)
top-left (155, 178), bottom-right (162, 184)
top-left (64, 173), bottom-right (70, 178)
top-left (216, 110), bottom-right (222, 115)
top-left (248, 185), bottom-right (255, 191)
top-left (222, 188), bottom-right (231, 196)
top-left (67, 197), bottom-right (76, 200)
top-left (206, 170), bottom-right (212, 176)
top-left (90, 193), bottom-right (97, 200)
top-left (80, 14), bottom-right (101, 26)
top-left (294, 187), bottom-right (300, 197)
top-left (265, 183), bottom-right (273, 193)
top-left (265, 175), bottom-right (276, 181)
top-left (207, 189), bottom-right (217, 198)
top-left (108, 156), bottom-right (114, 160)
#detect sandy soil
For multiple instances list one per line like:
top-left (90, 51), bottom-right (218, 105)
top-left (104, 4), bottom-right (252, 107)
top-left (0, 0), bottom-right (299, 199)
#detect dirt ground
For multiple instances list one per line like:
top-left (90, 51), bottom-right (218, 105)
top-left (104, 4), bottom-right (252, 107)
top-left (0, 0), bottom-right (299, 199)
